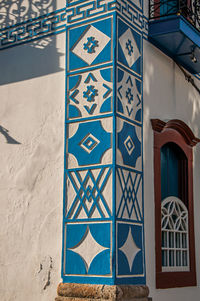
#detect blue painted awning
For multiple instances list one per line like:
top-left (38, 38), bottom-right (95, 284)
top-left (149, 15), bottom-right (200, 74)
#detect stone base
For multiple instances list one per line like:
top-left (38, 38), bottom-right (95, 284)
top-left (55, 283), bottom-right (152, 301)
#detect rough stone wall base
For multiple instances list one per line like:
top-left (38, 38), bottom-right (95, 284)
top-left (55, 283), bottom-right (152, 301)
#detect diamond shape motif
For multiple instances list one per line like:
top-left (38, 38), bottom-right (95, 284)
top-left (117, 223), bottom-right (144, 276)
top-left (124, 135), bottom-right (135, 155)
top-left (71, 25), bottom-right (111, 65)
top-left (119, 28), bottom-right (140, 68)
top-left (86, 185), bottom-right (93, 202)
top-left (80, 134), bottom-right (100, 154)
top-left (118, 120), bottom-right (141, 168)
top-left (69, 226), bottom-right (108, 272)
top-left (119, 227), bottom-right (141, 272)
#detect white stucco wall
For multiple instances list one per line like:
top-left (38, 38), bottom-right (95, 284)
top-left (0, 29), bottom-right (65, 300)
top-left (2, 1), bottom-right (200, 300)
top-left (143, 39), bottom-right (200, 301)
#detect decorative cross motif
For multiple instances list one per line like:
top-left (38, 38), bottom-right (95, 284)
top-left (126, 87), bottom-right (134, 104)
top-left (126, 39), bottom-right (134, 56)
top-left (68, 68), bottom-right (112, 118)
top-left (70, 22), bottom-right (111, 67)
top-left (119, 27), bottom-right (141, 70)
top-left (83, 36), bottom-right (99, 54)
top-left (117, 69), bottom-right (142, 121)
top-left (83, 85), bottom-right (98, 102)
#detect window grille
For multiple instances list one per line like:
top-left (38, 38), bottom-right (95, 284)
top-left (161, 197), bottom-right (189, 272)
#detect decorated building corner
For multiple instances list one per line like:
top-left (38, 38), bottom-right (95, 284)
top-left (60, 0), bottom-right (149, 299)
top-left (1, 0), bottom-right (200, 301)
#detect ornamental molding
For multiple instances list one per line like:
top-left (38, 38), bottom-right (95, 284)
top-left (151, 118), bottom-right (200, 147)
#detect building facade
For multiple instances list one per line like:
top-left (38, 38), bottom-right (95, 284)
top-left (0, 1), bottom-right (200, 301)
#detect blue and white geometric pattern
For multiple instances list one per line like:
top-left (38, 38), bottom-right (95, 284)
top-left (66, 167), bottom-right (112, 220)
top-left (66, 0), bottom-right (116, 23)
top-left (116, 0), bottom-right (144, 31)
top-left (117, 223), bottom-right (144, 276)
top-left (80, 134), bottom-right (100, 153)
top-left (124, 136), bottom-right (135, 155)
top-left (118, 17), bottom-right (142, 76)
top-left (65, 223), bottom-right (111, 276)
top-left (116, 168), bottom-right (143, 221)
top-left (67, 68), bottom-right (112, 119)
top-left (0, 0), bottom-right (147, 287)
top-left (68, 119), bottom-right (112, 168)
top-left (64, 0), bottom-right (145, 286)
top-left (117, 68), bottom-right (142, 123)
top-left (68, 18), bottom-right (112, 71)
top-left (117, 119), bottom-right (141, 170)
top-left (66, 1), bottom-right (145, 31)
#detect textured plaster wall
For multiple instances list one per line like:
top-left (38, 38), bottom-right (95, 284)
top-left (143, 39), bottom-right (200, 301)
top-left (0, 31), bottom-right (65, 300)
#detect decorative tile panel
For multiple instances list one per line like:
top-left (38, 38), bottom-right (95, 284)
top-left (116, 168), bottom-right (143, 221)
top-left (67, 67), bottom-right (112, 119)
top-left (117, 67), bottom-right (142, 123)
top-left (64, 222), bottom-right (111, 276)
top-left (117, 17), bottom-right (142, 76)
top-left (68, 17), bottom-right (112, 72)
top-left (67, 118), bottom-right (112, 168)
top-left (66, 167), bottom-right (112, 220)
top-left (117, 118), bottom-right (141, 170)
top-left (117, 222), bottom-right (144, 277)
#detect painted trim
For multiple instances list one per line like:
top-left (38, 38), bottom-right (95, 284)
top-left (151, 119), bottom-right (197, 289)
top-left (151, 119), bottom-right (200, 146)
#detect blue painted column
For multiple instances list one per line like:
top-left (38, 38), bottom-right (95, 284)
top-left (62, 0), bottom-right (146, 287)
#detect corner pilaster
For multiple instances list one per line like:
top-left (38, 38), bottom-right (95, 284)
top-left (58, 0), bottom-right (150, 298)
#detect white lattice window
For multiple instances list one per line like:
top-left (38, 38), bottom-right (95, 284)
top-left (161, 197), bottom-right (189, 272)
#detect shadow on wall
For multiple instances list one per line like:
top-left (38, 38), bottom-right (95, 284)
top-left (0, 0), bottom-right (56, 29)
top-left (0, 0), bottom-right (64, 86)
top-left (0, 125), bottom-right (21, 144)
